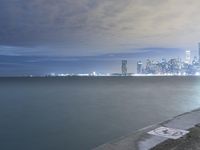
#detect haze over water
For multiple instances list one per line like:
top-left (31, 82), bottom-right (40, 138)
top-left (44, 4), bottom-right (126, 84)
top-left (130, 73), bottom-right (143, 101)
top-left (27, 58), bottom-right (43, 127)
top-left (0, 76), bottom-right (200, 150)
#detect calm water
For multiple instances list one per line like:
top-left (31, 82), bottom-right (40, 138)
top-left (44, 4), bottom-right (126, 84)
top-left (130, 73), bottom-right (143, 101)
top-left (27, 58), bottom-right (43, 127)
top-left (0, 77), bottom-right (200, 150)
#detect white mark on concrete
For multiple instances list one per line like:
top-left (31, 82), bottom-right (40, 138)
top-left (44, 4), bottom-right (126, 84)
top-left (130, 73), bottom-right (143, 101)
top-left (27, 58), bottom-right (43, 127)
top-left (148, 127), bottom-right (189, 139)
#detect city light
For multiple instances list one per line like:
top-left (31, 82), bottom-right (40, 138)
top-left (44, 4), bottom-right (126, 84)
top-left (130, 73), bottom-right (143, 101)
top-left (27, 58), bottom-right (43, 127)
top-left (136, 43), bottom-right (200, 76)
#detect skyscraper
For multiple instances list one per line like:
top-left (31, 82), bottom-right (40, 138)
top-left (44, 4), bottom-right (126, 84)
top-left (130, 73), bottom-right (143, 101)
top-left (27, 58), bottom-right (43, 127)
top-left (137, 61), bottom-right (142, 74)
top-left (199, 43), bottom-right (200, 63)
top-left (185, 50), bottom-right (191, 64)
top-left (121, 60), bottom-right (127, 76)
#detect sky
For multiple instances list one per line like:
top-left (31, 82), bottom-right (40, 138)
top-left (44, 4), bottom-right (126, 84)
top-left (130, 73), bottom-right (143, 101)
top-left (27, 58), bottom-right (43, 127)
top-left (1, 0), bottom-right (200, 75)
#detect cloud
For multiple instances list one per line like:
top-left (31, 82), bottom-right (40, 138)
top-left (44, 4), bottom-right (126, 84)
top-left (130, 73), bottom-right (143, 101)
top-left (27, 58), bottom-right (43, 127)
top-left (0, 0), bottom-right (200, 56)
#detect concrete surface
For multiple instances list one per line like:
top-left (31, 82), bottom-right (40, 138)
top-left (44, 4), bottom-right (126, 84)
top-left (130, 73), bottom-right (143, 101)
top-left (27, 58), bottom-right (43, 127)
top-left (93, 108), bottom-right (200, 150)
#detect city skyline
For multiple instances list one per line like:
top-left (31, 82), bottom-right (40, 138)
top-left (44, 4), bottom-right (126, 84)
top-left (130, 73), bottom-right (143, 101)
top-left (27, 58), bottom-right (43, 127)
top-left (1, 0), bottom-right (200, 75)
top-left (35, 43), bottom-right (200, 76)
top-left (0, 45), bottom-right (200, 76)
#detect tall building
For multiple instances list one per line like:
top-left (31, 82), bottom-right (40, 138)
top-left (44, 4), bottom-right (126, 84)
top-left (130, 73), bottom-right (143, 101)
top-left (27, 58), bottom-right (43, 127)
top-left (185, 50), bottom-right (191, 64)
top-left (199, 43), bottom-right (200, 63)
top-left (137, 61), bottom-right (142, 74)
top-left (121, 60), bottom-right (127, 76)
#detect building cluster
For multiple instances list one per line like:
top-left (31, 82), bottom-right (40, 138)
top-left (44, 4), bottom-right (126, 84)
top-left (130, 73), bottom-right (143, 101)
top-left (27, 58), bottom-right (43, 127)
top-left (135, 43), bottom-right (200, 75)
top-left (120, 43), bottom-right (200, 76)
top-left (136, 57), bottom-right (200, 75)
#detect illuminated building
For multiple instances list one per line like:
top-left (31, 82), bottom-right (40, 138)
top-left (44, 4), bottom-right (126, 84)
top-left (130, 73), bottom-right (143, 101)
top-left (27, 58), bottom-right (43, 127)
top-left (199, 43), bottom-right (200, 63)
top-left (137, 61), bottom-right (142, 74)
top-left (185, 50), bottom-right (191, 64)
top-left (121, 60), bottom-right (128, 76)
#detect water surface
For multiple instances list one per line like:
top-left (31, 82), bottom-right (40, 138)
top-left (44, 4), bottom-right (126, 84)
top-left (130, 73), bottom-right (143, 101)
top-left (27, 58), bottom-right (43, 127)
top-left (0, 77), bottom-right (200, 150)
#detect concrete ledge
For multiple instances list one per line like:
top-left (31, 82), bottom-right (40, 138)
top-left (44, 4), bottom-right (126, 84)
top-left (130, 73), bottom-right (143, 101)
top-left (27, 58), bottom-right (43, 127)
top-left (93, 108), bottom-right (200, 150)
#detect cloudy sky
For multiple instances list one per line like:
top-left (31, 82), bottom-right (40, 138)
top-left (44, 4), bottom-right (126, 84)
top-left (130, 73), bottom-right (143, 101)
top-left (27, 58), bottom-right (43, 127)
top-left (1, 0), bottom-right (200, 75)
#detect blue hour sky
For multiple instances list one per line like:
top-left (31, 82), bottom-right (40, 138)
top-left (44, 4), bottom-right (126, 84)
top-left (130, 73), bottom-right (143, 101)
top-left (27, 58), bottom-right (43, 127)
top-left (0, 0), bottom-right (200, 75)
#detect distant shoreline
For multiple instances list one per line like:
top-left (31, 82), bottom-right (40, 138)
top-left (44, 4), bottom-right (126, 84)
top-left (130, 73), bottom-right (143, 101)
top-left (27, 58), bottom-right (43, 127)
top-left (0, 75), bottom-right (200, 78)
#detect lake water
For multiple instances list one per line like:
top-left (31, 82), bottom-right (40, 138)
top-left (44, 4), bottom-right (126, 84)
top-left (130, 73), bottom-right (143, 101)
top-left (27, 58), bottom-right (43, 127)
top-left (0, 77), bottom-right (200, 150)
